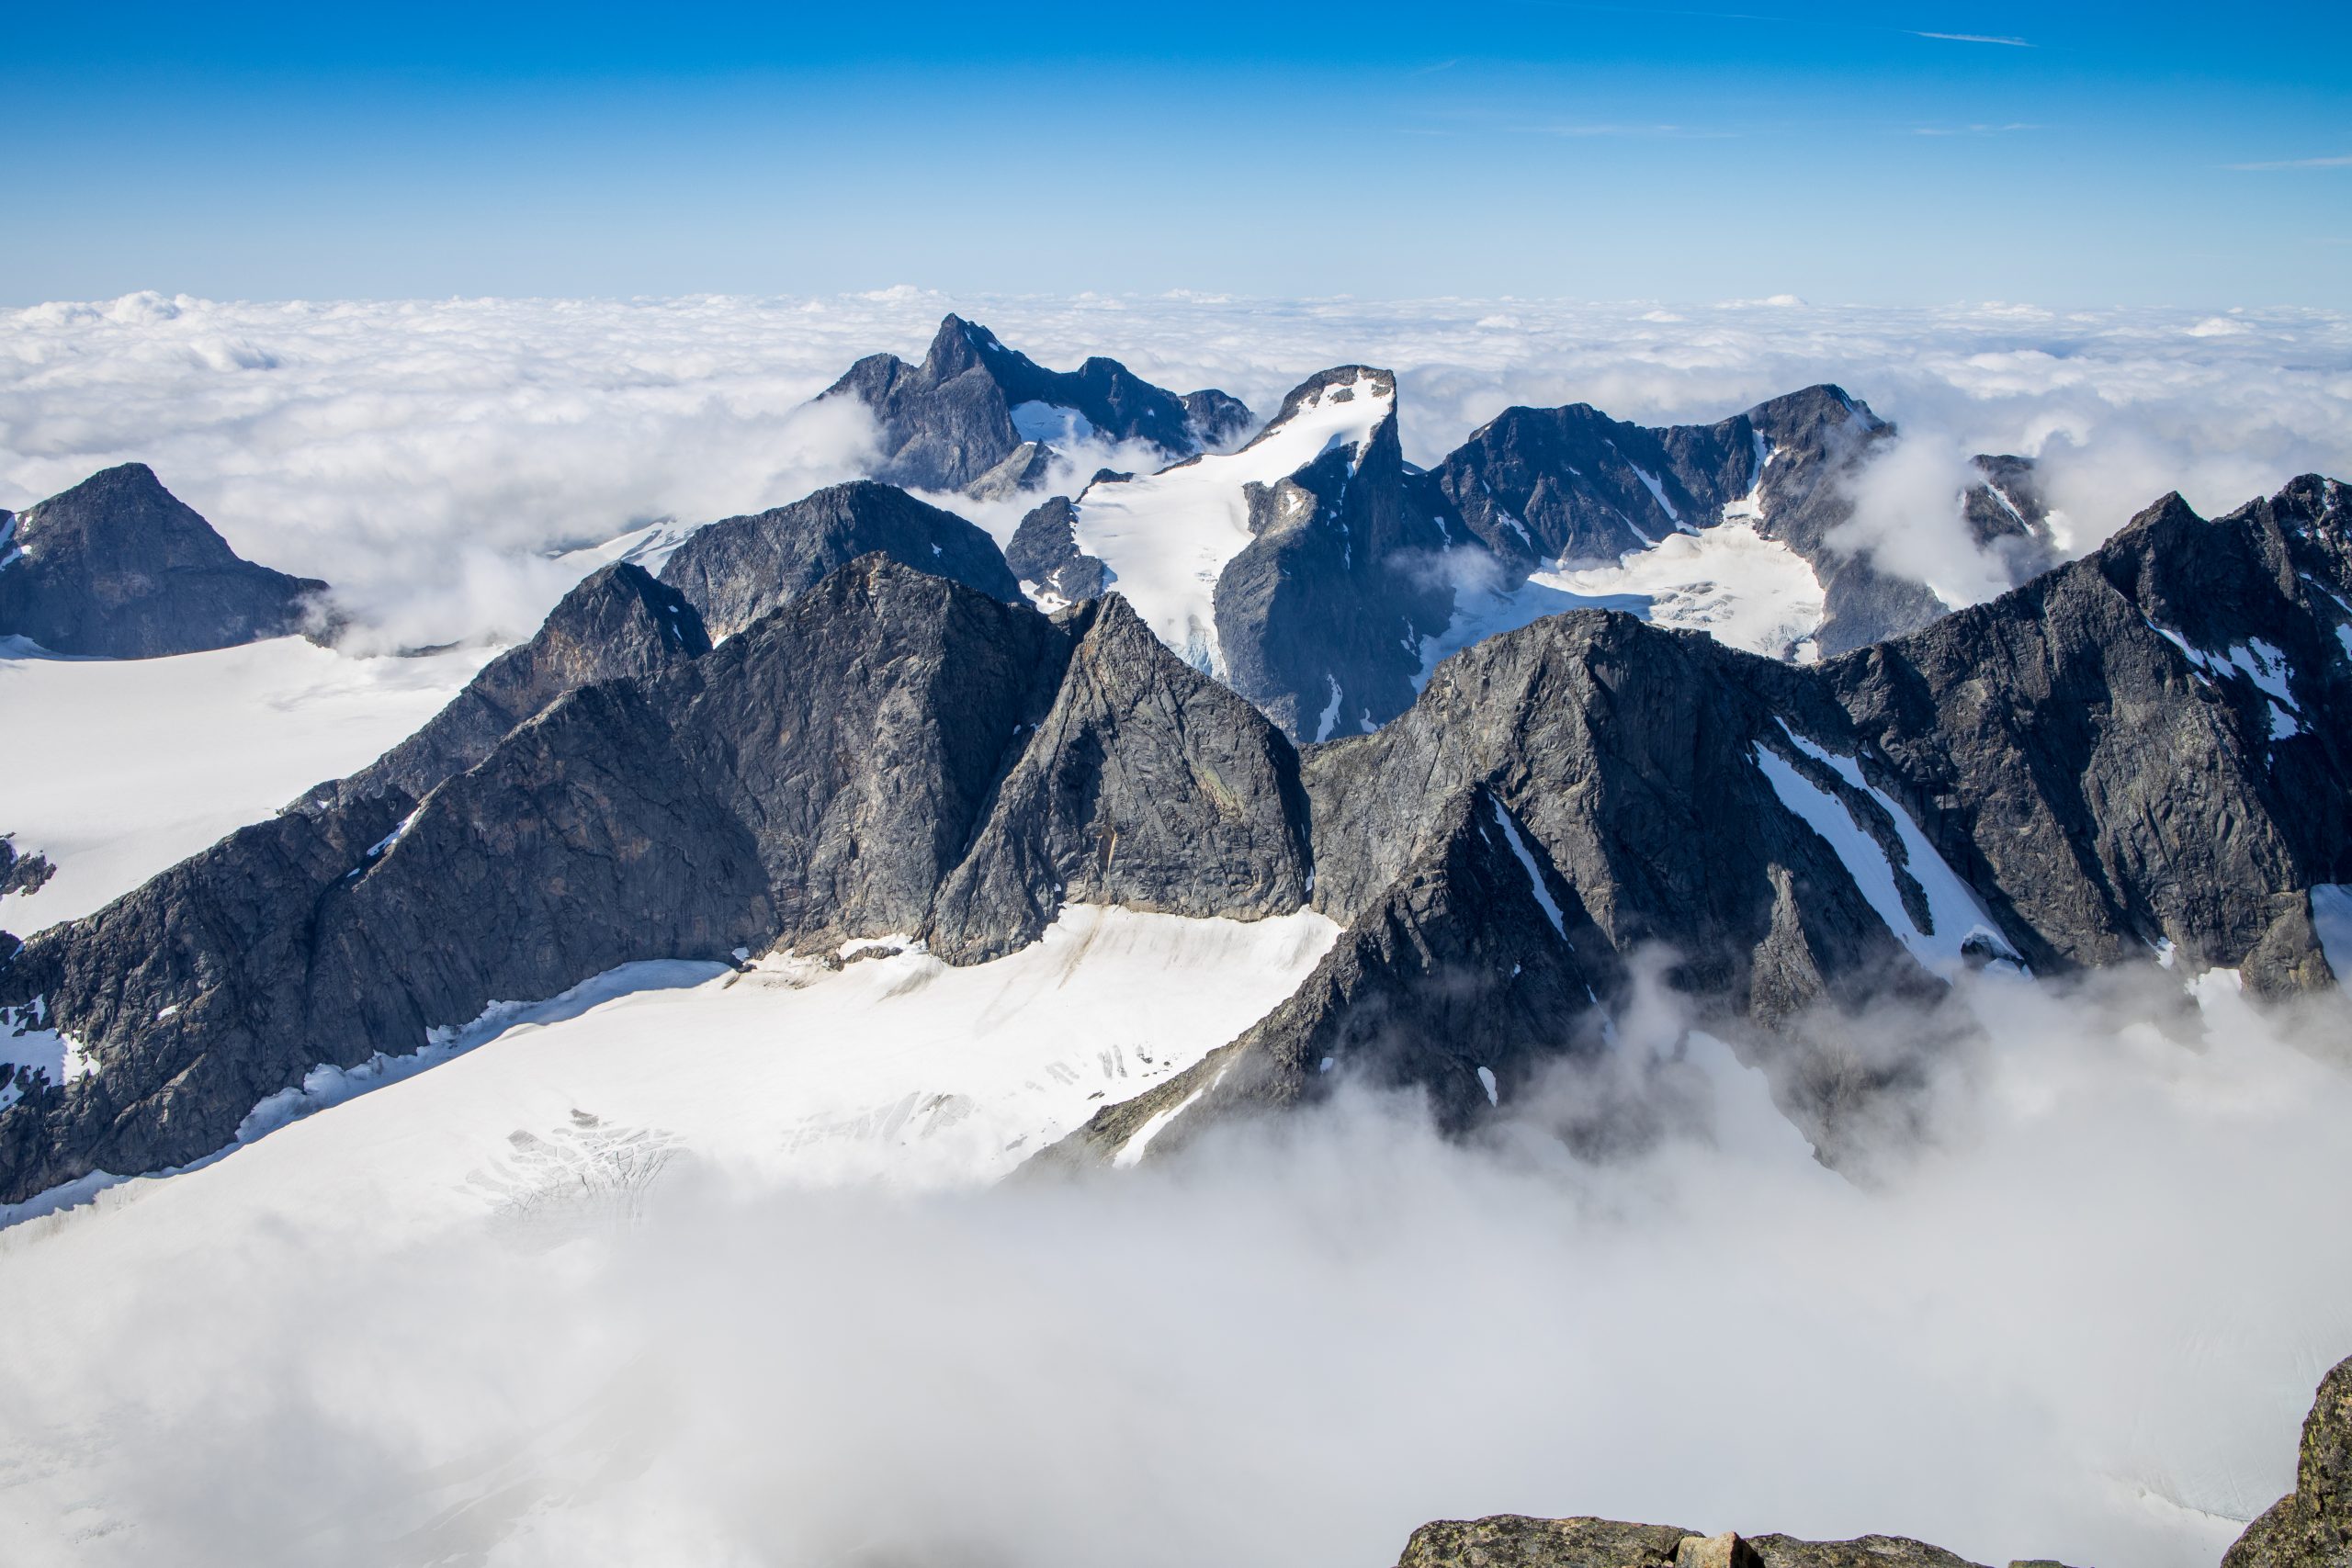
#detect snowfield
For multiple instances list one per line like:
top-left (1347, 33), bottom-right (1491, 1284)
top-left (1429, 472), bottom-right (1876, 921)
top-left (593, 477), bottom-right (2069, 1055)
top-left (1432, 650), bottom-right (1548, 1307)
top-left (1068, 368), bottom-right (1394, 674)
top-left (1416, 520), bottom-right (1827, 683)
top-left (0, 902), bottom-right (1337, 1243)
top-left (0, 636), bottom-right (494, 931)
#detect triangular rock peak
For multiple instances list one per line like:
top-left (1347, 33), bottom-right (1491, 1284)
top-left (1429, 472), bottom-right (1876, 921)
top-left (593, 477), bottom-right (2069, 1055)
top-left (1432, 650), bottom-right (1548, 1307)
top-left (0, 463), bottom-right (329, 659)
top-left (818, 313), bottom-right (1256, 494)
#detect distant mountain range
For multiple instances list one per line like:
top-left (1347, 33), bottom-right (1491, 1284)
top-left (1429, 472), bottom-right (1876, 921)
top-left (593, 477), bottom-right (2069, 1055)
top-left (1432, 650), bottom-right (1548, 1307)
top-left (1, 315), bottom-right (2346, 1211)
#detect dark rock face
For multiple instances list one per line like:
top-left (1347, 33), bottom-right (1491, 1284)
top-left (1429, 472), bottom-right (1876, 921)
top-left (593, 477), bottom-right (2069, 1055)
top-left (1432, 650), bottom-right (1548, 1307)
top-left (1007, 367), bottom-right (2064, 741)
top-left (820, 314), bottom-right (1253, 493)
top-left (2222, 1354), bottom-right (2352, 1567)
top-left (0, 464), bottom-right (328, 659)
top-left (1051, 474), bottom-right (2352, 1167)
top-left (656, 479), bottom-right (1021, 639)
top-left (1035, 363), bottom-right (1460, 741)
top-left (1182, 388), bottom-right (1257, 449)
top-left (1964, 454), bottom-right (2060, 586)
top-left (1394, 1517), bottom-right (1991, 1568)
top-left (1821, 478), bottom-right (2352, 990)
top-left (6, 474), bottom-right (2347, 1205)
top-left (1067, 611), bottom-right (1944, 1164)
top-left (925, 594), bottom-right (1313, 963)
top-left (0, 558), bottom-right (1312, 1203)
top-left (313, 480), bottom-right (1022, 816)
top-left (307, 562), bottom-right (709, 812)
top-left (0, 837), bottom-right (55, 899)
top-left (1211, 367), bottom-right (1459, 740)
top-left (964, 440), bottom-right (1055, 502)
top-left (1005, 494), bottom-right (1110, 603)
top-left (1426, 400), bottom-right (1728, 565)
top-left (1124, 786), bottom-right (1624, 1160)
top-left (1422, 385), bottom-right (2037, 659)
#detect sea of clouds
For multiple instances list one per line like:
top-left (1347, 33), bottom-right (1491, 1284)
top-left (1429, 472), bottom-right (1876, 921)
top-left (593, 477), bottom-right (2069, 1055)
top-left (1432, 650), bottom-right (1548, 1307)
top-left (4, 288), bottom-right (2349, 649)
top-left (6, 288), bottom-right (2352, 1568)
top-left (4, 960), bottom-right (2349, 1568)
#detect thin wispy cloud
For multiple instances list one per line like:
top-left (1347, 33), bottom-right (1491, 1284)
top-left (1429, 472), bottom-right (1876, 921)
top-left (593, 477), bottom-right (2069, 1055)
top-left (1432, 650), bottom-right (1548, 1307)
top-left (1911, 29), bottom-right (2034, 46)
top-left (2226, 153), bottom-right (2352, 171)
top-left (1913, 122), bottom-right (2045, 136)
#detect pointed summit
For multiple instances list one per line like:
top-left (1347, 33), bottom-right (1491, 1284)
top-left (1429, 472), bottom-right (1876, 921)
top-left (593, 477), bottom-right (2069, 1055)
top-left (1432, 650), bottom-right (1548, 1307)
top-left (818, 316), bottom-right (1255, 495)
top-left (0, 464), bottom-right (328, 658)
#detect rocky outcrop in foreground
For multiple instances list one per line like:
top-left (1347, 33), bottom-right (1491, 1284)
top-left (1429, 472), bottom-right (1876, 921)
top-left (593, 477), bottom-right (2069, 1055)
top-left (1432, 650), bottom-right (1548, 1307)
top-left (2226, 1353), bottom-right (2352, 1567)
top-left (1396, 1517), bottom-right (1996, 1567)
top-left (1397, 1351), bottom-right (2352, 1568)
top-left (0, 464), bottom-right (328, 658)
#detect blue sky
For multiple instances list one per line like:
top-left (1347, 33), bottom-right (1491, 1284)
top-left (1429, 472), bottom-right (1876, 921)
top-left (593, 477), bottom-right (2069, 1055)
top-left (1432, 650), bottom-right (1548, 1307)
top-left (6, 1), bottom-right (2348, 306)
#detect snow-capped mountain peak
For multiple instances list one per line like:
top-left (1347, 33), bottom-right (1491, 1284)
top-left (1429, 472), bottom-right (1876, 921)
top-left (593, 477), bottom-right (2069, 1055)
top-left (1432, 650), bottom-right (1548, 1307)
top-left (1062, 366), bottom-right (1398, 676)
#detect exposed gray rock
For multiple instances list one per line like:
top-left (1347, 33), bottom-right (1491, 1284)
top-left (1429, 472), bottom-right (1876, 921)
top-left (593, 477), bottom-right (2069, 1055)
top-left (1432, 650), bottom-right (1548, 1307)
top-left (925, 594), bottom-right (1312, 961)
top-left (0, 836), bottom-right (54, 898)
top-left (2223, 1352), bottom-right (2352, 1568)
top-left (656, 479), bottom-right (1020, 640)
top-left (1394, 1517), bottom-right (1990, 1568)
top-left (309, 480), bottom-right (1022, 817)
top-left (6, 475), bottom-right (2347, 1206)
top-left (0, 558), bottom-right (1310, 1203)
top-left (1005, 494), bottom-right (1110, 603)
top-left (1182, 387), bottom-right (1257, 450)
top-left (302, 562), bottom-right (708, 812)
top-left (0, 464), bottom-right (328, 659)
top-left (1820, 478), bottom-right (2352, 993)
top-left (1211, 367), bottom-right (1458, 740)
top-left (1057, 609), bottom-right (1946, 1165)
top-left (1426, 400), bottom-right (1725, 565)
top-left (1964, 454), bottom-right (2060, 585)
top-left (1396, 1516), bottom-right (1696, 1568)
top-left (820, 314), bottom-right (1252, 494)
top-left (1422, 385), bottom-right (2020, 658)
top-left (1051, 474), bottom-right (2352, 1168)
top-left (964, 440), bottom-right (1055, 502)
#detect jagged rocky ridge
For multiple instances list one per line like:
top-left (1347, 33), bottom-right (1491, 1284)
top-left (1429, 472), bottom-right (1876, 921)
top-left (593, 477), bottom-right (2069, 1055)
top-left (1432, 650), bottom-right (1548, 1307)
top-left (819, 313), bottom-right (1254, 494)
top-left (302, 480), bottom-right (1022, 814)
top-left (946, 333), bottom-right (2055, 741)
top-left (0, 475), bottom-right (2345, 1206)
top-left (1396, 1348), bottom-right (2352, 1568)
top-left (0, 562), bottom-right (1305, 1201)
top-left (1423, 385), bottom-right (2052, 654)
top-left (1049, 473), bottom-right (2352, 1166)
top-left (0, 463), bottom-right (329, 658)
